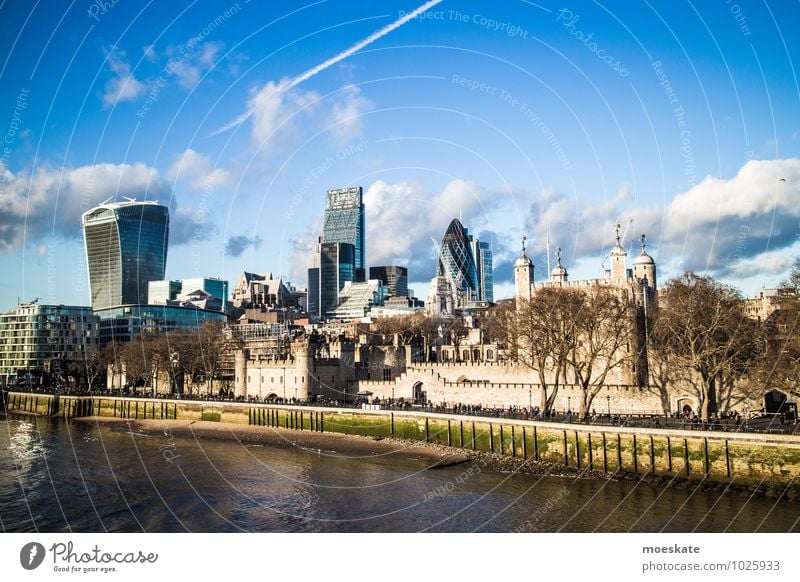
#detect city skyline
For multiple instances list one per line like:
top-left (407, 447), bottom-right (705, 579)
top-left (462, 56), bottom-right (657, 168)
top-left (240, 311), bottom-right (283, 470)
top-left (1, 1), bottom-right (799, 310)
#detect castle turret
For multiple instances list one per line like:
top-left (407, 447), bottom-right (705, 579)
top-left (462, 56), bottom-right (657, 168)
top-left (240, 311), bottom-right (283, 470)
top-left (632, 233), bottom-right (656, 289)
top-left (514, 235), bottom-right (533, 305)
top-left (293, 341), bottom-right (312, 401)
top-left (609, 223), bottom-right (628, 285)
top-left (549, 246), bottom-right (568, 284)
top-left (234, 349), bottom-right (249, 399)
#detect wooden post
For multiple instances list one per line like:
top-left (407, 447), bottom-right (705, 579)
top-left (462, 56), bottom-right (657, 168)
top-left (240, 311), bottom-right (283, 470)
top-left (725, 439), bottom-right (731, 479)
top-left (391, 412), bottom-right (394, 436)
top-left (667, 436), bottom-right (672, 473)
top-left (448, 419), bottom-right (452, 446)
top-left (617, 434), bottom-right (622, 472)
top-left (563, 430), bottom-right (568, 466)
top-left (602, 432), bottom-right (608, 473)
top-left (511, 426), bottom-right (516, 458)
top-left (320, 412), bottom-right (324, 432)
top-left (575, 431), bottom-right (581, 469)
top-left (684, 438), bottom-right (690, 477)
top-left (533, 426), bottom-right (539, 461)
top-left (704, 438), bottom-right (710, 477)
top-left (300, 411), bottom-right (304, 431)
top-left (632, 434), bottom-right (638, 474)
top-left (472, 422), bottom-right (476, 450)
top-left (650, 435), bottom-right (655, 475)
top-left (425, 418), bottom-right (430, 442)
top-left (522, 427), bottom-right (527, 459)
top-left (587, 433), bottom-right (593, 470)
top-left (459, 421), bottom-right (464, 448)
top-left (135, 401), bottom-right (139, 420)
top-left (489, 424), bottom-right (494, 453)
top-left (499, 425), bottom-right (504, 455)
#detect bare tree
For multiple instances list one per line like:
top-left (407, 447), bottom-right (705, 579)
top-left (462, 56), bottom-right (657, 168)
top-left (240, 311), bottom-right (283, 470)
top-left (650, 272), bottom-right (762, 420)
top-left (514, 287), bottom-right (583, 414)
top-left (569, 287), bottom-right (635, 418)
top-left (747, 263), bottom-right (800, 403)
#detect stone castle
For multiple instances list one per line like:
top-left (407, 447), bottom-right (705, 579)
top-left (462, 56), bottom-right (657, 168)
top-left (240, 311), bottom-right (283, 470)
top-left (230, 225), bottom-right (683, 415)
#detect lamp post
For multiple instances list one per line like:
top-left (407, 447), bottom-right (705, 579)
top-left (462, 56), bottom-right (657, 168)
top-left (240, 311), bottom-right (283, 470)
top-left (606, 395), bottom-right (611, 416)
top-left (744, 399), bottom-right (750, 430)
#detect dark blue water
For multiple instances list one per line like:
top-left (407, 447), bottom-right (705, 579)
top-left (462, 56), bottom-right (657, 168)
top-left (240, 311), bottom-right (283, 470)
top-left (1, 414), bottom-right (798, 532)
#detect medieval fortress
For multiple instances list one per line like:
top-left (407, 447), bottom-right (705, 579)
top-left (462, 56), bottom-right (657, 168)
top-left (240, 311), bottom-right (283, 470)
top-left (232, 225), bottom-right (682, 416)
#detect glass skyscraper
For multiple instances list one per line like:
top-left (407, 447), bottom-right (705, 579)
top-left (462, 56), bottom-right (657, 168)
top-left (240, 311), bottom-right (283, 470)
top-left (437, 218), bottom-right (479, 305)
top-left (81, 200), bottom-right (169, 311)
top-left (471, 239), bottom-right (494, 303)
top-left (323, 187), bottom-right (365, 282)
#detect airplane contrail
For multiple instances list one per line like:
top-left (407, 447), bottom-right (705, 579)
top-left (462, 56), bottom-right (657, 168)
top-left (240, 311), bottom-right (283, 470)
top-left (211, 0), bottom-right (444, 136)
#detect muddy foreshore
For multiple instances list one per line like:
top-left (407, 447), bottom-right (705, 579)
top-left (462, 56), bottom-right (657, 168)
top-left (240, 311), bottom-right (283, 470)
top-left (56, 416), bottom-right (800, 501)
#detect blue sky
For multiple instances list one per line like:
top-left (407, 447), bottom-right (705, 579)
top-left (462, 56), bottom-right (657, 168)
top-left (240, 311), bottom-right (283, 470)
top-left (0, 0), bottom-right (799, 308)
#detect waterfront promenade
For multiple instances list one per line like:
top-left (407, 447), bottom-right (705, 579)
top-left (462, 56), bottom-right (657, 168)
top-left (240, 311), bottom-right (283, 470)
top-left (4, 390), bottom-right (800, 491)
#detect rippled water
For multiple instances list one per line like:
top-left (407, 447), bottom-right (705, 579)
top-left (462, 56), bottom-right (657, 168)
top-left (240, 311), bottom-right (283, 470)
top-left (1, 414), bottom-right (798, 533)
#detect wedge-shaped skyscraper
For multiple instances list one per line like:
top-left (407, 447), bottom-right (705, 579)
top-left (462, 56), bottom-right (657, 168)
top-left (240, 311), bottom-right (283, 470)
top-left (82, 200), bottom-right (169, 311)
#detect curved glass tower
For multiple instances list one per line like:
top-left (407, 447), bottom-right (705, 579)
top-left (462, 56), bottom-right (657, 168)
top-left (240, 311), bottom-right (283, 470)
top-left (437, 218), bottom-right (479, 304)
top-left (82, 200), bottom-right (169, 311)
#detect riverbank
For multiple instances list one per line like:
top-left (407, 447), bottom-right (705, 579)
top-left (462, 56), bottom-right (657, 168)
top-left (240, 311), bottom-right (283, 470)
top-left (70, 416), bottom-right (800, 502)
top-left (74, 416), bottom-right (610, 480)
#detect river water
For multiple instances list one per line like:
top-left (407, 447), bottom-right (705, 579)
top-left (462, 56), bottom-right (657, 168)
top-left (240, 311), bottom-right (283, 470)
top-left (1, 414), bottom-right (798, 533)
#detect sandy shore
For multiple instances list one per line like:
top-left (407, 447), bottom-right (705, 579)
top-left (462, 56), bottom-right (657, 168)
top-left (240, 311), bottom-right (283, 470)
top-left (73, 416), bottom-right (616, 480)
top-left (75, 416), bottom-right (475, 467)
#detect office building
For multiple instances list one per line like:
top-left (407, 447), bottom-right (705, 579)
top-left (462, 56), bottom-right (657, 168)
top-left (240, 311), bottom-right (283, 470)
top-left (0, 300), bottom-right (98, 385)
top-left (308, 241), bottom-right (356, 320)
top-left (81, 200), bottom-right (169, 311)
top-left (323, 187), bottom-right (365, 282)
top-left (471, 238), bottom-right (494, 303)
top-left (369, 265), bottom-right (408, 298)
top-left (436, 218), bottom-right (479, 307)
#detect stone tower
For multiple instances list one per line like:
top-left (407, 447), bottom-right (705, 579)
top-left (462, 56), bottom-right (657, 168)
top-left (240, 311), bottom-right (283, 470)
top-left (632, 233), bottom-right (656, 289)
top-left (549, 246), bottom-right (568, 284)
top-left (514, 235), bottom-right (533, 305)
top-left (609, 223), bottom-right (628, 285)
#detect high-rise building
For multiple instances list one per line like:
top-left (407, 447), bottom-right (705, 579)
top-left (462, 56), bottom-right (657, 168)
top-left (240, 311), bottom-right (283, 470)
top-left (323, 187), bottom-right (365, 282)
top-left (471, 239), bottom-right (494, 303)
top-left (308, 241), bottom-right (356, 319)
top-left (81, 200), bottom-right (169, 311)
top-left (437, 218), bottom-right (479, 306)
top-left (369, 265), bottom-right (408, 298)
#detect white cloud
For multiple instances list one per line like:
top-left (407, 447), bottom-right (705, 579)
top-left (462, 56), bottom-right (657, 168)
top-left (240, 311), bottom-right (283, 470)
top-left (167, 40), bottom-right (224, 90)
top-left (247, 79), bottom-right (320, 148)
top-left (168, 148), bottom-right (231, 190)
top-left (520, 158), bottom-right (800, 282)
top-left (661, 158), bottom-right (800, 275)
top-left (326, 84), bottom-right (372, 146)
top-left (102, 47), bottom-right (146, 108)
top-left (0, 161), bottom-right (210, 250)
